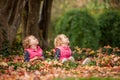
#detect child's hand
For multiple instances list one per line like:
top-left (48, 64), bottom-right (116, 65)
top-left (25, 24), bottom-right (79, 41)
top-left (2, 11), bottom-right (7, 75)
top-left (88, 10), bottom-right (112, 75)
top-left (37, 56), bottom-right (44, 60)
top-left (30, 56), bottom-right (38, 62)
top-left (30, 56), bottom-right (44, 62)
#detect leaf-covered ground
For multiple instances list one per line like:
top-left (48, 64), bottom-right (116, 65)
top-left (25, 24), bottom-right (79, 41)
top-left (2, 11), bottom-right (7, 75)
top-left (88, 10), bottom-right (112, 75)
top-left (0, 46), bottom-right (120, 80)
top-left (0, 60), bottom-right (120, 80)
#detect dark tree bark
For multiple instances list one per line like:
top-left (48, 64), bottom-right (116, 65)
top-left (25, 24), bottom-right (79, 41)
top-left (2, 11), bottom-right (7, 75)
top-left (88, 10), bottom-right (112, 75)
top-left (22, 0), bottom-right (53, 49)
top-left (22, 1), bottom-right (29, 39)
top-left (22, 0), bottom-right (43, 46)
top-left (103, 0), bottom-right (120, 9)
top-left (39, 0), bottom-right (53, 49)
top-left (0, 0), bottom-right (26, 49)
top-left (25, 0), bottom-right (42, 38)
top-left (109, 0), bottom-right (120, 9)
top-left (0, 0), bottom-right (53, 53)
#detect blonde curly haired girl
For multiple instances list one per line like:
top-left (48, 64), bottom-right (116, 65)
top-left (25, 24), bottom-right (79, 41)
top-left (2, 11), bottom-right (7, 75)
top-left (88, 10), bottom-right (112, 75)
top-left (54, 34), bottom-right (74, 63)
top-left (23, 35), bottom-right (44, 62)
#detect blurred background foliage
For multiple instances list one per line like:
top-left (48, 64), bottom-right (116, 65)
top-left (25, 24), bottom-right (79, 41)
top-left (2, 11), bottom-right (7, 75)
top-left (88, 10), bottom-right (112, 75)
top-left (50, 0), bottom-right (120, 49)
top-left (55, 9), bottom-right (100, 49)
top-left (98, 10), bottom-right (120, 47)
top-left (3, 0), bottom-right (120, 56)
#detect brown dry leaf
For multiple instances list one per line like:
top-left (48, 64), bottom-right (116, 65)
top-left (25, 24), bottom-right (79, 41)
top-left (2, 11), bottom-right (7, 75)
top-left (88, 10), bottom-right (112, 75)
top-left (112, 66), bottom-right (120, 72)
top-left (104, 45), bottom-right (112, 48)
top-left (86, 48), bottom-right (92, 52)
top-left (0, 62), bottom-right (8, 66)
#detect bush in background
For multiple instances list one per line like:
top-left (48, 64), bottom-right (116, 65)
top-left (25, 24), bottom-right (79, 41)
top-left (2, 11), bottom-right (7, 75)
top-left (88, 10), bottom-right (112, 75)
top-left (55, 9), bottom-right (100, 50)
top-left (98, 10), bottom-right (120, 47)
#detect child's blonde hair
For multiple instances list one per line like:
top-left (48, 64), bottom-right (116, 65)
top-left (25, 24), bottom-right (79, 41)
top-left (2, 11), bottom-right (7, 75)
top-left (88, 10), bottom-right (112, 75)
top-left (22, 35), bottom-right (34, 49)
top-left (54, 34), bottom-right (70, 47)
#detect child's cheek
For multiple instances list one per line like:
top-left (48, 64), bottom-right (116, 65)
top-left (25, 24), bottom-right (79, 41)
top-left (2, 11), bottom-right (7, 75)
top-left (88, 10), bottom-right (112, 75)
top-left (36, 40), bottom-right (39, 44)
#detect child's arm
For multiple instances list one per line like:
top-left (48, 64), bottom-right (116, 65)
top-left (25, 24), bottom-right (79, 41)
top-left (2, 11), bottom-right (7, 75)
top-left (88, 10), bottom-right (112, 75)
top-left (30, 56), bottom-right (38, 61)
top-left (24, 51), bottom-right (40, 62)
top-left (41, 52), bottom-right (45, 60)
top-left (35, 52), bottom-right (45, 61)
top-left (24, 51), bottom-right (30, 62)
top-left (54, 48), bottom-right (60, 60)
top-left (30, 56), bottom-right (44, 61)
top-left (30, 53), bottom-right (45, 61)
top-left (38, 56), bottom-right (44, 60)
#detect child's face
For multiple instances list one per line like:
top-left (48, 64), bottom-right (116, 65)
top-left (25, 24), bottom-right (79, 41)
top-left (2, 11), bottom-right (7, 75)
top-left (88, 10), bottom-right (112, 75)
top-left (29, 36), bottom-right (39, 46)
top-left (61, 35), bottom-right (69, 44)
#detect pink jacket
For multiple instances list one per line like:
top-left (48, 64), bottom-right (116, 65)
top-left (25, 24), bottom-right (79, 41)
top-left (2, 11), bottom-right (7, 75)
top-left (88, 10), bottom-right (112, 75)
top-left (25, 46), bottom-right (43, 59)
top-left (56, 46), bottom-right (72, 60)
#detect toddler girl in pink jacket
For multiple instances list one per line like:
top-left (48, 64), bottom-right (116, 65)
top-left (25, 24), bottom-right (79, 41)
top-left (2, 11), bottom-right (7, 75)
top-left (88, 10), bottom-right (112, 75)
top-left (54, 34), bottom-right (74, 63)
top-left (22, 35), bottom-right (44, 62)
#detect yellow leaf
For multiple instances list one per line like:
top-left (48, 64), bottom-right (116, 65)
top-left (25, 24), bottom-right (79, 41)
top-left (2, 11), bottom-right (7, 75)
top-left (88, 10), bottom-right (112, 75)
top-left (89, 50), bottom-right (95, 54)
top-left (0, 62), bottom-right (8, 66)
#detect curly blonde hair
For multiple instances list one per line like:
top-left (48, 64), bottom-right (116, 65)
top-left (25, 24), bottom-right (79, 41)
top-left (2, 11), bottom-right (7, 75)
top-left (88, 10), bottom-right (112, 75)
top-left (22, 35), bottom-right (34, 49)
top-left (54, 34), bottom-right (70, 47)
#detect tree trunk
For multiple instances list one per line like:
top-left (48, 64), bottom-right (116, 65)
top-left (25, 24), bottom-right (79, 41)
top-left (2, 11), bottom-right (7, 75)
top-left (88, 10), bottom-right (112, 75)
top-left (39, 0), bottom-right (53, 49)
top-left (21, 1), bottom-right (29, 39)
top-left (0, 0), bottom-right (53, 52)
top-left (25, 0), bottom-right (41, 38)
top-left (109, 0), bottom-right (120, 9)
top-left (103, 0), bottom-right (120, 9)
top-left (22, 0), bottom-right (53, 49)
top-left (22, 0), bottom-right (42, 46)
top-left (0, 0), bottom-right (26, 51)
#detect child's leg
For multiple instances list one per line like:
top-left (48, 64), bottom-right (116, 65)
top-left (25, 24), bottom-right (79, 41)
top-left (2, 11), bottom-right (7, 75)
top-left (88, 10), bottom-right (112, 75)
top-left (82, 57), bottom-right (91, 66)
top-left (61, 58), bottom-right (68, 63)
top-left (68, 56), bottom-right (75, 62)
